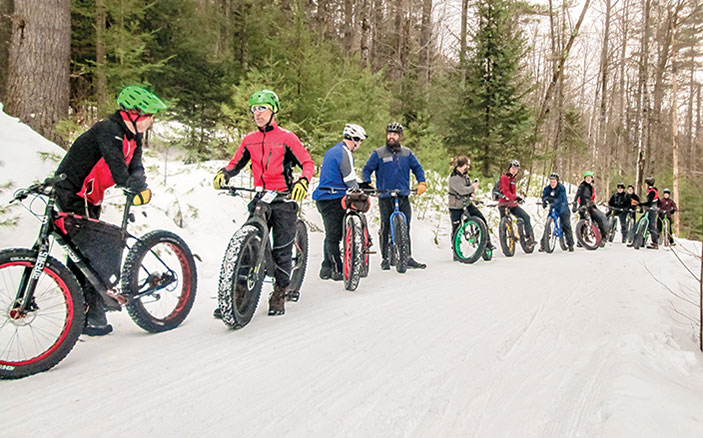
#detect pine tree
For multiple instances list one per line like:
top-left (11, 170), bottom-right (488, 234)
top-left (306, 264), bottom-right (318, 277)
top-left (446, 0), bottom-right (535, 177)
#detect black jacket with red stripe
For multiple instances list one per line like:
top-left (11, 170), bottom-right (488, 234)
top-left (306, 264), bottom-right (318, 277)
top-left (55, 111), bottom-right (146, 206)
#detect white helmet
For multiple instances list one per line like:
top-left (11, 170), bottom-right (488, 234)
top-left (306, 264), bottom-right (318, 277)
top-left (343, 123), bottom-right (367, 141)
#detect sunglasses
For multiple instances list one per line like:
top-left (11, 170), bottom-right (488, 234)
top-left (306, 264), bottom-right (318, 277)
top-left (250, 105), bottom-right (271, 113)
top-left (351, 136), bottom-right (364, 143)
top-left (125, 109), bottom-right (154, 122)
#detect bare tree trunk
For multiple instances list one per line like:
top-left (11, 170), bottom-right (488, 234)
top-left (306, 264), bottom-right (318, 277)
top-left (537, 0), bottom-right (592, 125)
top-left (670, 6), bottom-right (680, 236)
top-left (686, 42), bottom-right (695, 173)
top-left (460, 0), bottom-right (468, 86)
top-left (344, 0), bottom-right (353, 54)
top-left (635, 0), bottom-right (652, 193)
top-left (360, 0), bottom-right (370, 68)
top-left (596, 0), bottom-right (612, 176)
top-left (700, 230), bottom-right (703, 352)
top-left (95, 0), bottom-right (108, 116)
top-left (418, 0), bottom-right (432, 95)
top-left (5, 0), bottom-right (70, 147)
top-left (0, 0), bottom-right (14, 102)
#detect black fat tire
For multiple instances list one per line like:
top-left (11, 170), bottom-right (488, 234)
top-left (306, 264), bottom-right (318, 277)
top-left (541, 217), bottom-right (556, 254)
top-left (633, 220), bottom-right (647, 250)
top-left (360, 222), bottom-right (370, 277)
top-left (559, 235), bottom-right (568, 251)
top-left (343, 215), bottom-right (363, 291)
top-left (0, 248), bottom-right (85, 379)
top-left (218, 225), bottom-right (264, 329)
top-left (607, 216), bottom-right (617, 242)
top-left (392, 215), bottom-right (409, 273)
top-left (575, 220), bottom-right (601, 250)
top-left (287, 219), bottom-right (308, 300)
top-left (122, 230), bottom-right (197, 333)
top-left (499, 217), bottom-right (516, 257)
top-left (517, 220), bottom-right (535, 254)
top-left (452, 216), bottom-right (488, 264)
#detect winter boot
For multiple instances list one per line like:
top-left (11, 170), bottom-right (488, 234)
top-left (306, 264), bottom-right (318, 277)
top-left (83, 291), bottom-right (112, 336)
top-left (647, 242), bottom-right (659, 250)
top-left (380, 258), bottom-right (390, 270)
top-left (407, 258), bottom-right (427, 269)
top-left (568, 245), bottom-right (574, 252)
top-left (319, 265), bottom-right (332, 280)
top-left (268, 285), bottom-right (286, 316)
top-left (213, 307), bottom-right (222, 319)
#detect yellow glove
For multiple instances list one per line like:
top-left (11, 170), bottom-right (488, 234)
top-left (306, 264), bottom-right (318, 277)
top-left (290, 178), bottom-right (309, 202)
top-left (132, 189), bottom-right (152, 206)
top-left (416, 182), bottom-right (427, 195)
top-left (213, 169), bottom-right (229, 190)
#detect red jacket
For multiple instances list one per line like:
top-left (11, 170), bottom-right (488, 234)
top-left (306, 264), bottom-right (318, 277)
top-left (498, 172), bottom-right (518, 205)
top-left (225, 122), bottom-right (314, 191)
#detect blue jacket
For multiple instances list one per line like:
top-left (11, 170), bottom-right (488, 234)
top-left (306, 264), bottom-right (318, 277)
top-left (361, 145), bottom-right (425, 198)
top-left (541, 183), bottom-right (570, 216)
top-left (312, 142), bottom-right (358, 200)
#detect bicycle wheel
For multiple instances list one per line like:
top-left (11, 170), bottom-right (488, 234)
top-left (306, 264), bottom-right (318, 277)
top-left (287, 219), bottom-right (308, 301)
top-left (0, 248), bottom-right (85, 379)
top-left (607, 216), bottom-right (616, 242)
top-left (122, 230), bottom-right (197, 333)
top-left (559, 235), bottom-right (568, 251)
top-left (343, 215), bottom-right (363, 291)
top-left (392, 214), bottom-right (409, 273)
top-left (453, 216), bottom-right (488, 264)
top-left (541, 217), bottom-right (556, 254)
top-left (517, 221), bottom-right (535, 254)
top-left (217, 225), bottom-right (264, 330)
top-left (482, 245), bottom-right (493, 261)
top-left (575, 220), bottom-right (601, 250)
top-left (663, 219), bottom-right (671, 247)
top-left (498, 217), bottom-right (516, 257)
top-left (633, 220), bottom-right (647, 250)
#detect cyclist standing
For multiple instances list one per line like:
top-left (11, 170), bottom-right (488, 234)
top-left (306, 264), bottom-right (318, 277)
top-left (627, 176), bottom-right (660, 249)
top-left (312, 124), bottom-right (367, 281)
top-left (572, 171), bottom-right (609, 244)
top-left (361, 122), bottom-right (427, 270)
top-left (540, 172), bottom-right (574, 251)
top-left (625, 184), bottom-right (640, 242)
top-left (448, 155), bottom-right (495, 255)
top-left (497, 160), bottom-right (535, 250)
top-left (53, 85), bottom-right (164, 336)
top-left (607, 183), bottom-right (629, 243)
top-left (212, 89), bottom-right (314, 316)
top-left (657, 188), bottom-right (677, 246)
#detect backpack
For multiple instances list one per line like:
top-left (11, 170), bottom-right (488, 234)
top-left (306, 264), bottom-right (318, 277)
top-left (491, 177), bottom-right (503, 201)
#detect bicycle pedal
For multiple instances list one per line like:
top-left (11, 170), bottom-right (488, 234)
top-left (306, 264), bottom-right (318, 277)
top-left (365, 250), bottom-right (377, 255)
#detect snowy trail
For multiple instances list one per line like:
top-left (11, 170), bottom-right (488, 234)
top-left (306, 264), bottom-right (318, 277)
top-left (4, 237), bottom-right (703, 437)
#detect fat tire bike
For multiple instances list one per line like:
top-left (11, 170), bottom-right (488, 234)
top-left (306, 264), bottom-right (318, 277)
top-left (216, 187), bottom-right (308, 330)
top-left (632, 206), bottom-right (660, 250)
top-left (605, 206), bottom-right (628, 243)
top-left (0, 175), bottom-right (198, 379)
top-left (496, 203), bottom-right (534, 257)
top-left (574, 205), bottom-right (602, 250)
top-left (379, 190), bottom-right (411, 273)
top-left (452, 201), bottom-right (491, 263)
top-left (540, 203), bottom-right (568, 253)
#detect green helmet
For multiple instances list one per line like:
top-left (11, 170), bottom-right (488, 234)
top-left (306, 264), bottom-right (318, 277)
top-left (583, 170), bottom-right (594, 178)
top-left (117, 86), bottom-right (167, 114)
top-left (249, 89), bottom-right (280, 114)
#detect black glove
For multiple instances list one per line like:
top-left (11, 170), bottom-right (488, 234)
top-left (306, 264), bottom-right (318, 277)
top-left (359, 181), bottom-right (375, 190)
top-left (571, 203), bottom-right (578, 213)
top-left (125, 175), bottom-right (147, 192)
top-left (542, 201), bottom-right (548, 209)
top-left (516, 196), bottom-right (524, 204)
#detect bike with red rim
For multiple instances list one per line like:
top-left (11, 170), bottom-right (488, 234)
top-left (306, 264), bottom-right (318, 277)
top-left (0, 175), bottom-right (197, 379)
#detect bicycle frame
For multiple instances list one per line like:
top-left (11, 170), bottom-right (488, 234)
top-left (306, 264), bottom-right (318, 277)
top-left (548, 206), bottom-right (563, 238)
top-left (388, 192), bottom-right (408, 249)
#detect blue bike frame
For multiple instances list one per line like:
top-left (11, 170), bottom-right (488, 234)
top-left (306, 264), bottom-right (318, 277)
top-left (548, 205), bottom-right (563, 239)
top-left (388, 193), bottom-right (408, 249)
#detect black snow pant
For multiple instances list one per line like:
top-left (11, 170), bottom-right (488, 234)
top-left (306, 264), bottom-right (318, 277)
top-left (55, 189), bottom-right (106, 326)
top-left (248, 198), bottom-right (299, 288)
top-left (499, 205), bottom-right (533, 239)
top-left (608, 211), bottom-right (629, 241)
top-left (557, 211), bottom-right (575, 248)
top-left (645, 208), bottom-right (659, 245)
top-left (379, 195), bottom-right (412, 260)
top-left (316, 198), bottom-right (346, 274)
top-left (579, 205), bottom-right (609, 241)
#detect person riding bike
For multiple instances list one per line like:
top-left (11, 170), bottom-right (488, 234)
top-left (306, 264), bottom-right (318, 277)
top-left (53, 85), bottom-right (164, 336)
top-left (212, 89), bottom-right (314, 317)
top-left (361, 122), bottom-right (427, 270)
top-left (448, 155), bottom-right (495, 259)
top-left (540, 172), bottom-right (574, 252)
top-left (657, 188), bottom-right (677, 246)
top-left (607, 182), bottom-right (629, 243)
top-left (572, 170), bottom-right (609, 245)
top-left (497, 159), bottom-right (535, 249)
top-left (312, 123), bottom-right (368, 281)
top-left (627, 176), bottom-right (660, 249)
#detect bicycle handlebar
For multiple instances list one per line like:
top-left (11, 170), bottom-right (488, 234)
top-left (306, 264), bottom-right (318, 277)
top-left (11, 173), bottom-right (67, 203)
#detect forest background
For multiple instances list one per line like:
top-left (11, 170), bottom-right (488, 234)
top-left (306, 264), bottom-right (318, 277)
top-left (0, 0), bottom-right (701, 238)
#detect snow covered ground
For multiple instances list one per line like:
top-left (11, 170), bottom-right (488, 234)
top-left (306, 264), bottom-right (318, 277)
top-left (2, 108), bottom-right (703, 437)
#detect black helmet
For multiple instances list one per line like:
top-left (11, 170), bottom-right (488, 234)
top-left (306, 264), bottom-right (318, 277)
top-left (510, 159), bottom-right (520, 168)
top-left (616, 182), bottom-right (625, 189)
top-left (645, 176), bottom-right (655, 186)
top-left (386, 122), bottom-right (403, 134)
top-left (663, 188), bottom-right (671, 194)
top-left (549, 172), bottom-right (559, 180)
